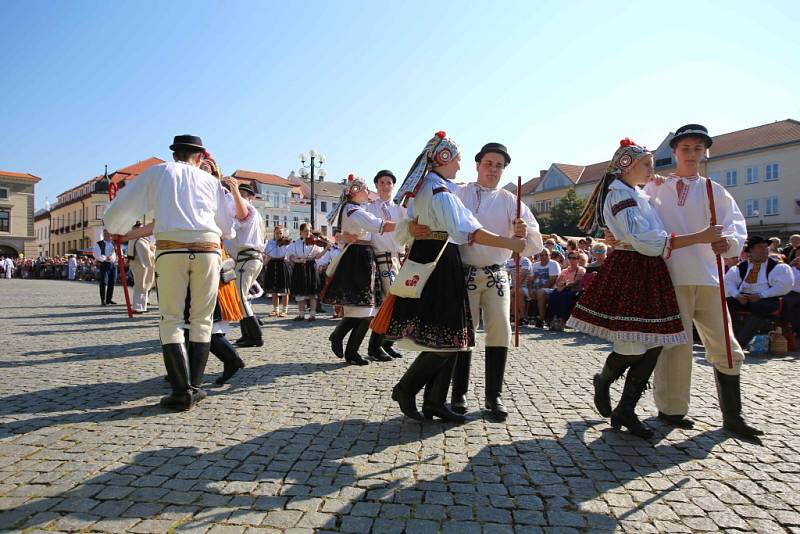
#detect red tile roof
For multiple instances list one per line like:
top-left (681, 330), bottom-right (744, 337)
top-left (233, 169), bottom-right (291, 187)
top-left (709, 119), bottom-right (800, 158)
top-left (519, 177), bottom-right (543, 196)
top-left (113, 157), bottom-right (164, 178)
top-left (0, 170), bottom-right (41, 183)
top-left (575, 160), bottom-right (610, 185)
top-left (553, 163), bottom-right (585, 183)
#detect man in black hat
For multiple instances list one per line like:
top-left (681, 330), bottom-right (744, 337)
top-left (725, 235), bottom-right (794, 348)
top-left (364, 169), bottom-right (408, 361)
top-left (224, 178), bottom-right (266, 348)
top-left (448, 143), bottom-right (543, 420)
top-left (103, 134), bottom-right (236, 411)
top-left (642, 123), bottom-right (762, 439)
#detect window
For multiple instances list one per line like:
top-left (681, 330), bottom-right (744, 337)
top-left (746, 166), bottom-right (758, 184)
top-left (765, 196), bottom-right (779, 215)
top-left (321, 225), bottom-right (328, 235)
top-left (0, 208), bottom-right (9, 232)
top-left (709, 172), bottom-right (721, 183)
top-left (320, 201), bottom-right (328, 212)
top-left (725, 170), bottom-right (737, 187)
top-left (95, 204), bottom-right (106, 219)
top-left (273, 215), bottom-right (280, 227)
top-left (655, 156), bottom-right (672, 167)
top-left (0, 188), bottom-right (8, 199)
top-left (264, 213), bottom-right (269, 228)
top-left (765, 163), bottom-right (779, 181)
top-left (283, 193), bottom-right (288, 207)
top-left (283, 216), bottom-right (288, 228)
top-left (745, 199), bottom-right (760, 217)
top-left (273, 192), bottom-right (280, 207)
top-left (293, 216), bottom-right (299, 230)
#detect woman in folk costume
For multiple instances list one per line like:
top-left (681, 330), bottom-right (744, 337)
top-left (568, 138), bottom-right (722, 438)
top-left (385, 131), bottom-right (525, 423)
top-left (322, 175), bottom-right (397, 365)
top-left (287, 223), bottom-right (326, 321)
top-left (264, 225), bottom-right (292, 317)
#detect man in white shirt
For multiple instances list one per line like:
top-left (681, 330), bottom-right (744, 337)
top-left (450, 143), bottom-right (543, 420)
top-left (226, 181), bottom-right (266, 348)
top-left (365, 170), bottom-right (408, 361)
top-left (104, 135), bottom-right (236, 411)
top-left (127, 222), bottom-right (156, 313)
top-left (93, 229), bottom-right (118, 305)
top-left (644, 124), bottom-right (761, 439)
top-left (725, 236), bottom-right (794, 348)
top-left (529, 248), bottom-right (561, 328)
top-left (67, 255), bottom-right (78, 281)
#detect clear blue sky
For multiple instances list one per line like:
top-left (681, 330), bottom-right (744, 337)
top-left (2, 0), bottom-right (798, 210)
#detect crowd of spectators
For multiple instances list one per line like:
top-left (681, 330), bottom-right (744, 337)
top-left (0, 255), bottom-right (108, 281)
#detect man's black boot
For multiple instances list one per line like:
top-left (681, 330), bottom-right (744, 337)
top-left (450, 351), bottom-right (472, 414)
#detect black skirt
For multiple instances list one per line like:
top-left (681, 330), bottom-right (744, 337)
top-left (322, 244), bottom-right (380, 307)
top-left (290, 261), bottom-right (320, 297)
top-left (264, 258), bottom-right (291, 294)
top-left (385, 240), bottom-right (474, 350)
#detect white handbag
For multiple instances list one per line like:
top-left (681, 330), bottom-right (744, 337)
top-left (389, 241), bottom-right (448, 299)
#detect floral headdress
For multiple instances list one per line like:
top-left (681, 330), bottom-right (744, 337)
top-left (393, 131), bottom-right (459, 206)
top-left (327, 174), bottom-right (368, 229)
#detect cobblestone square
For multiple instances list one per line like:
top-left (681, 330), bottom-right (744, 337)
top-left (1, 279), bottom-right (799, 533)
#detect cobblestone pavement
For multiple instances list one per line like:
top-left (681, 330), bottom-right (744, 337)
top-left (1, 279), bottom-right (799, 533)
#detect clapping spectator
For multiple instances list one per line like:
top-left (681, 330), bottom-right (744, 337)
top-left (528, 248), bottom-right (560, 327)
top-left (546, 252), bottom-right (585, 330)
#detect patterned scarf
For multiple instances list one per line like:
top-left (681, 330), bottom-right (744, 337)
top-left (394, 131), bottom-right (459, 206)
top-left (578, 138), bottom-right (651, 233)
top-left (327, 174), bottom-right (368, 229)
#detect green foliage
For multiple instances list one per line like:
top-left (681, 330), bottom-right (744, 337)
top-left (540, 188), bottom-right (586, 236)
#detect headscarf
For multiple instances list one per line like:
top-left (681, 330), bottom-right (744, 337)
top-left (327, 174), bottom-right (368, 229)
top-left (393, 131), bottom-right (459, 206)
top-left (199, 151), bottom-right (222, 180)
top-left (577, 138), bottom-right (651, 233)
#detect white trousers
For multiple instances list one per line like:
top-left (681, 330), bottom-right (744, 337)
top-left (653, 284), bottom-right (745, 416)
top-left (155, 250), bottom-right (220, 344)
top-left (235, 257), bottom-right (263, 318)
top-left (130, 262), bottom-right (154, 312)
top-left (465, 265), bottom-right (511, 348)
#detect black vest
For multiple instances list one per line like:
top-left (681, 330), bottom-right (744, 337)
top-left (736, 258), bottom-right (778, 287)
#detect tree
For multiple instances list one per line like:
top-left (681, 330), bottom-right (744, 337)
top-left (542, 188), bottom-right (586, 236)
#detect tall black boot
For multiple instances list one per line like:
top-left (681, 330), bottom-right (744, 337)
top-left (235, 318), bottom-right (251, 345)
top-left (368, 332), bottom-right (392, 362)
top-left (236, 316), bottom-right (264, 348)
top-left (450, 351), bottom-right (472, 414)
top-left (99, 282), bottom-right (107, 304)
top-left (329, 318), bottom-right (358, 359)
top-left (211, 333), bottom-right (245, 385)
top-left (187, 341), bottom-right (210, 403)
top-left (714, 370), bottom-right (764, 439)
top-left (392, 352), bottom-right (449, 420)
top-left (485, 347), bottom-right (508, 421)
top-left (593, 352), bottom-right (640, 417)
top-left (160, 343), bottom-right (195, 410)
top-left (383, 340), bottom-right (403, 359)
top-left (344, 319), bottom-right (371, 366)
top-left (422, 353), bottom-right (466, 423)
top-left (610, 347), bottom-right (660, 439)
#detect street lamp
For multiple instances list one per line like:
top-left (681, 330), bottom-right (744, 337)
top-left (299, 150), bottom-right (325, 230)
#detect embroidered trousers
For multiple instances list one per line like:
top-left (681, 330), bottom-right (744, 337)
top-left (654, 284), bottom-right (745, 416)
top-left (235, 256), bottom-right (263, 318)
top-left (465, 265), bottom-right (511, 348)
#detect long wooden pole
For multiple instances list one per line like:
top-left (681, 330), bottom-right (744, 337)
top-left (514, 176), bottom-right (522, 348)
top-left (705, 178), bottom-right (733, 368)
top-left (107, 179), bottom-right (133, 318)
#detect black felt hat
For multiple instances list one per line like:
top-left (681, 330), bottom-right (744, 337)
top-left (475, 142), bottom-right (511, 165)
top-left (745, 235), bottom-right (769, 249)
top-left (373, 169), bottom-right (396, 184)
top-left (169, 134), bottom-right (206, 153)
top-left (238, 184), bottom-right (256, 196)
top-left (669, 124), bottom-right (713, 149)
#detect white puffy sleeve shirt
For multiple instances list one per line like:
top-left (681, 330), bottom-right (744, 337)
top-left (603, 180), bottom-right (668, 257)
top-left (407, 173), bottom-right (482, 245)
top-left (725, 261), bottom-right (795, 299)
top-left (342, 203), bottom-right (385, 240)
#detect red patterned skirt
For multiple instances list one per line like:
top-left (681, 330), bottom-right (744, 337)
top-left (566, 250), bottom-right (687, 346)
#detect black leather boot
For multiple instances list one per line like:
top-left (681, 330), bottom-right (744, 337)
top-left (235, 318), bottom-right (250, 346)
top-left (329, 318), bottom-right (357, 359)
top-left (344, 318), bottom-right (371, 366)
top-left (160, 343), bottom-right (195, 410)
top-left (593, 352), bottom-right (639, 418)
top-left (392, 352), bottom-right (447, 420)
top-left (99, 282), bottom-right (107, 305)
top-left (383, 341), bottom-right (403, 359)
top-left (714, 369), bottom-right (764, 440)
top-left (187, 341), bottom-right (210, 403)
top-left (610, 348), bottom-right (660, 439)
top-left (485, 347), bottom-right (508, 421)
top-left (236, 316), bottom-right (264, 348)
top-left (422, 353), bottom-right (466, 423)
top-left (368, 332), bottom-right (392, 362)
top-left (450, 351), bottom-right (472, 414)
top-left (210, 333), bottom-right (245, 385)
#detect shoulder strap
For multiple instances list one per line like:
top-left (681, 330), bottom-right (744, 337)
top-left (737, 261), bottom-right (748, 280)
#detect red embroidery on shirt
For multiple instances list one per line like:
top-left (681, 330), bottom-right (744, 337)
top-left (611, 198), bottom-right (637, 216)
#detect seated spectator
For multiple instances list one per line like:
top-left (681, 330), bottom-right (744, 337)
top-left (577, 252), bottom-right (589, 268)
top-left (547, 252), bottom-right (585, 330)
top-left (782, 234), bottom-right (800, 264)
top-left (551, 250), bottom-right (566, 269)
top-left (528, 248), bottom-right (560, 327)
top-left (506, 254), bottom-right (532, 325)
top-left (725, 236), bottom-right (794, 348)
top-left (586, 243), bottom-right (607, 273)
top-left (768, 237), bottom-right (781, 255)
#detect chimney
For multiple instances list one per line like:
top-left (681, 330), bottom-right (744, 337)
top-left (539, 170), bottom-right (548, 178)
top-left (318, 175), bottom-right (324, 182)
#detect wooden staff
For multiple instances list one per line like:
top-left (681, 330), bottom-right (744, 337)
top-left (107, 179), bottom-right (133, 318)
top-left (705, 178), bottom-right (733, 368)
top-left (514, 175), bottom-right (522, 348)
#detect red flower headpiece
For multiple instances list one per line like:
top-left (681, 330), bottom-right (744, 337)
top-left (619, 138), bottom-right (636, 148)
top-left (347, 173), bottom-right (355, 181)
top-left (435, 131), bottom-right (446, 139)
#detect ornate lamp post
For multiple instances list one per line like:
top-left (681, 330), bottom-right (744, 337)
top-left (298, 150), bottom-right (325, 230)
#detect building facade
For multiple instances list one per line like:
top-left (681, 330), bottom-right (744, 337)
top-left (0, 170), bottom-right (41, 258)
top-left (33, 208), bottom-right (50, 258)
top-left (230, 170), bottom-right (293, 237)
